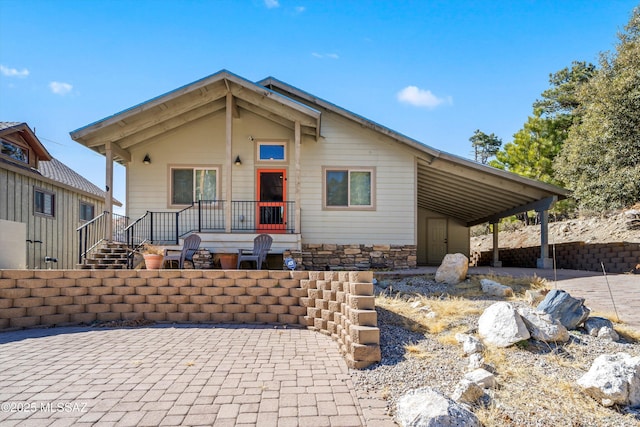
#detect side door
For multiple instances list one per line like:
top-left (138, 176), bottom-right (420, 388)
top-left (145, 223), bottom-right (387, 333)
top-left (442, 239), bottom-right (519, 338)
top-left (427, 218), bottom-right (448, 265)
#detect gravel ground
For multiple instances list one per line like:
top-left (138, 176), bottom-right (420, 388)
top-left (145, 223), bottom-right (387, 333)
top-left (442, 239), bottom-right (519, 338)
top-left (351, 275), bottom-right (640, 427)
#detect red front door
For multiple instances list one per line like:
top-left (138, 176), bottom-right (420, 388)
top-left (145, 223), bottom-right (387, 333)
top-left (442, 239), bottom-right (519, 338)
top-left (257, 169), bottom-right (286, 233)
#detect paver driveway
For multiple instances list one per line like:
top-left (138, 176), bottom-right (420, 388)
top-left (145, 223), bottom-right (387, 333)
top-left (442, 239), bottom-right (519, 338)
top-left (0, 324), bottom-right (395, 426)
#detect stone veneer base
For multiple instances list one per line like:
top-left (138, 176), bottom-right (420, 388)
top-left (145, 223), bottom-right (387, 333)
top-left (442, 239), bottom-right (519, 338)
top-left (285, 243), bottom-right (417, 271)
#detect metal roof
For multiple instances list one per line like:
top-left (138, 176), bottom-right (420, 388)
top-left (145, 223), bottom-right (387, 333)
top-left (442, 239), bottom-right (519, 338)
top-left (1, 122), bottom-right (120, 205)
top-left (260, 77), bottom-right (569, 226)
top-left (70, 70), bottom-right (569, 226)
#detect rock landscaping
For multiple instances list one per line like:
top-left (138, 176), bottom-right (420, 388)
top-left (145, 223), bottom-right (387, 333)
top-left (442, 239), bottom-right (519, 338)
top-left (352, 272), bottom-right (640, 427)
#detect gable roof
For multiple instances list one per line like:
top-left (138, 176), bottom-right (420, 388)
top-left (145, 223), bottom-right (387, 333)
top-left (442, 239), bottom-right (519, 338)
top-left (260, 77), bottom-right (570, 226)
top-left (70, 69), bottom-right (568, 226)
top-left (0, 121), bottom-right (52, 161)
top-left (1, 122), bottom-right (120, 206)
top-left (70, 70), bottom-right (321, 164)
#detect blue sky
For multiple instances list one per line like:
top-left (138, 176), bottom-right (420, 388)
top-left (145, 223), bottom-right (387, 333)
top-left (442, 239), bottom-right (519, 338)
top-left (0, 0), bottom-right (637, 214)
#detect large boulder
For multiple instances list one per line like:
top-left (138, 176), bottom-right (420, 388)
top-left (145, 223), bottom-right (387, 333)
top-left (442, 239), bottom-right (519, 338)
top-left (536, 289), bottom-right (590, 330)
top-left (480, 278), bottom-right (514, 297)
top-left (478, 302), bottom-right (530, 347)
top-left (517, 306), bottom-right (569, 343)
top-left (435, 254), bottom-right (469, 285)
top-left (577, 353), bottom-right (640, 407)
top-left (396, 387), bottom-right (480, 427)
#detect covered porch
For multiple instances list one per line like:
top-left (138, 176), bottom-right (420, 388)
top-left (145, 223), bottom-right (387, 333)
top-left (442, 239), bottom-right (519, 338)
top-left (70, 71), bottom-right (320, 263)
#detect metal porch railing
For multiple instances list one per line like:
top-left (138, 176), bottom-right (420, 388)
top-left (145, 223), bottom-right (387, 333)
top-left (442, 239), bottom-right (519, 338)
top-left (77, 211), bottom-right (129, 265)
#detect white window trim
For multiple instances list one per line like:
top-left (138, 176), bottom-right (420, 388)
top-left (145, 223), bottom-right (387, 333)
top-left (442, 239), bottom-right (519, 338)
top-left (168, 164), bottom-right (221, 208)
top-left (256, 140), bottom-right (288, 163)
top-left (322, 166), bottom-right (376, 211)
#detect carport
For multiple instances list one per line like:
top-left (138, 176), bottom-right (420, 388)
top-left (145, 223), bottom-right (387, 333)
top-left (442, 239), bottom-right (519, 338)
top-left (414, 149), bottom-right (569, 269)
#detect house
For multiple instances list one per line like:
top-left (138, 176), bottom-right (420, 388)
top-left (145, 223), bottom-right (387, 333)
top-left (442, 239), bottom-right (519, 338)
top-left (0, 122), bottom-right (118, 269)
top-left (70, 70), bottom-right (568, 270)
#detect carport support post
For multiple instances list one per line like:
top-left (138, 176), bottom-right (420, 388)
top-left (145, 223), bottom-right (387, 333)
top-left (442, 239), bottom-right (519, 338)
top-left (536, 209), bottom-right (553, 269)
top-left (491, 222), bottom-right (502, 267)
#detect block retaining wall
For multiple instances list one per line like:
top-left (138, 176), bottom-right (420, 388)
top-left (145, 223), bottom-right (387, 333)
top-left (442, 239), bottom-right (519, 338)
top-left (0, 269), bottom-right (381, 368)
top-left (477, 241), bottom-right (640, 273)
top-left (285, 244), bottom-right (417, 271)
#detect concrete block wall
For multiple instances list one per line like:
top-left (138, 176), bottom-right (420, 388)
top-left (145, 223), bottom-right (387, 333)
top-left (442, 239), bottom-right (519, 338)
top-left (299, 270), bottom-right (381, 369)
top-left (477, 241), bottom-right (640, 273)
top-left (0, 269), bottom-right (381, 368)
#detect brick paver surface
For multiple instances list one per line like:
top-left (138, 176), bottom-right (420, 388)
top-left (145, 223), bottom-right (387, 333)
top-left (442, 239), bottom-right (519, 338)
top-left (0, 325), bottom-right (397, 426)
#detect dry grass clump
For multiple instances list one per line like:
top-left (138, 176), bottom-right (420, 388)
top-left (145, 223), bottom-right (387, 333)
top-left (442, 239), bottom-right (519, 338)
top-left (376, 294), bottom-right (483, 336)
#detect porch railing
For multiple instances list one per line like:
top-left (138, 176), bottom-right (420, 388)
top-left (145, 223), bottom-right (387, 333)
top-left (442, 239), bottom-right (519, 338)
top-left (124, 200), bottom-right (296, 247)
top-left (77, 211), bottom-right (129, 265)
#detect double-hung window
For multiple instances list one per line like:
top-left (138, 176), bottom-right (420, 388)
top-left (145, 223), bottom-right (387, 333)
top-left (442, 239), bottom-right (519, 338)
top-left (34, 188), bottom-right (55, 217)
top-left (324, 167), bottom-right (374, 209)
top-left (170, 167), bottom-right (218, 206)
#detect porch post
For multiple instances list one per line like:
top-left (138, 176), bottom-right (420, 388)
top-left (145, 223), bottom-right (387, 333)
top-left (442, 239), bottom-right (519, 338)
top-left (294, 121), bottom-right (301, 234)
top-left (491, 221), bottom-right (501, 267)
top-left (105, 142), bottom-right (114, 242)
top-left (536, 209), bottom-right (553, 269)
top-left (225, 92), bottom-right (233, 234)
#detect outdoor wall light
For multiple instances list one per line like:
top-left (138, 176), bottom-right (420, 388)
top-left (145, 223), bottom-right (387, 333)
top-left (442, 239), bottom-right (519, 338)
top-left (234, 155), bottom-right (242, 166)
top-left (143, 154), bottom-right (151, 164)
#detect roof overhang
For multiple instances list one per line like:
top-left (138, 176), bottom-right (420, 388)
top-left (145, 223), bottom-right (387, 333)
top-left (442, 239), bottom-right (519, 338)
top-left (70, 70), bottom-right (321, 165)
top-left (0, 122), bottom-right (52, 161)
top-left (261, 76), bottom-right (569, 226)
top-left (417, 153), bottom-right (569, 226)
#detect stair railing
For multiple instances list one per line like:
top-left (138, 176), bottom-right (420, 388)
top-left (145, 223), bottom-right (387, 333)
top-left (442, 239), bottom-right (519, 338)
top-left (77, 211), bottom-right (129, 265)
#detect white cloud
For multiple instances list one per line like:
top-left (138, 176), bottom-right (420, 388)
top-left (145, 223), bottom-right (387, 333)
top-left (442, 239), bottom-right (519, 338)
top-left (0, 65), bottom-right (29, 78)
top-left (397, 85), bottom-right (451, 108)
top-left (264, 0), bottom-right (279, 8)
top-left (311, 52), bottom-right (339, 59)
top-left (49, 81), bottom-right (73, 95)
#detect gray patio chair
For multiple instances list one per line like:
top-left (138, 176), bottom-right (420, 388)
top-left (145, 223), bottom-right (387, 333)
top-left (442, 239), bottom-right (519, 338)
top-left (164, 234), bottom-right (201, 269)
top-left (237, 234), bottom-right (273, 270)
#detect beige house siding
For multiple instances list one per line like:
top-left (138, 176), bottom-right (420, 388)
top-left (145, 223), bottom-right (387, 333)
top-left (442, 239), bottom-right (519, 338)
top-left (299, 112), bottom-right (416, 245)
top-left (0, 166), bottom-right (104, 269)
top-left (127, 110), bottom-right (295, 221)
top-left (125, 109), bottom-right (417, 247)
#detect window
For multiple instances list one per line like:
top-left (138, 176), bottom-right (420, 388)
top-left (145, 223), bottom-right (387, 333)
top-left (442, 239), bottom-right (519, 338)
top-left (171, 167), bottom-right (218, 205)
top-left (80, 202), bottom-right (94, 221)
top-left (258, 141), bottom-right (286, 161)
top-left (34, 189), bottom-right (55, 217)
top-left (1, 138), bottom-right (28, 163)
top-left (324, 168), bottom-right (374, 209)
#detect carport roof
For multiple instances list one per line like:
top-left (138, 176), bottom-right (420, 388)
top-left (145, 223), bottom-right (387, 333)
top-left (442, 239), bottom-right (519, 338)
top-left (260, 76), bottom-right (570, 227)
top-left (70, 70), bottom-right (569, 227)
